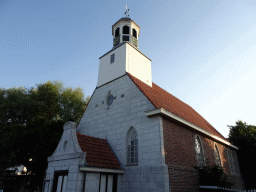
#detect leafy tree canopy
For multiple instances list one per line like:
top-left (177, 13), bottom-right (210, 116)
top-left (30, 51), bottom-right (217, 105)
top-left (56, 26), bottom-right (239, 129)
top-left (0, 81), bottom-right (89, 186)
top-left (228, 120), bottom-right (256, 190)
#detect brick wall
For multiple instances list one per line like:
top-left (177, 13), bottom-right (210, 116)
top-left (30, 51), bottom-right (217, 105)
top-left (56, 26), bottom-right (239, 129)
top-left (162, 117), bottom-right (244, 191)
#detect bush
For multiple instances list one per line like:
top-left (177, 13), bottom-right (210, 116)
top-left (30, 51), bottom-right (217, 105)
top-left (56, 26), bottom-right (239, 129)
top-left (195, 161), bottom-right (234, 188)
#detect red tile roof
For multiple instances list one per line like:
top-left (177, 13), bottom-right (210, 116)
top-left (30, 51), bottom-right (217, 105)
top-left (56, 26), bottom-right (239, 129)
top-left (76, 133), bottom-right (120, 169)
top-left (127, 73), bottom-right (227, 141)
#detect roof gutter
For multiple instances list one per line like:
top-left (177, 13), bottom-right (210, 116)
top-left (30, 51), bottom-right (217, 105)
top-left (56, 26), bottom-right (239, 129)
top-left (145, 108), bottom-right (239, 150)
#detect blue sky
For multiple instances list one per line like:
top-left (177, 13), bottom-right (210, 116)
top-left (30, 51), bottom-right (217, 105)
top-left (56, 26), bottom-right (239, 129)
top-left (1, 0), bottom-right (256, 138)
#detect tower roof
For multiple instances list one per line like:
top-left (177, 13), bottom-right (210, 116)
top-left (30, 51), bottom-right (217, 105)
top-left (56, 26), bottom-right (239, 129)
top-left (116, 17), bottom-right (132, 21)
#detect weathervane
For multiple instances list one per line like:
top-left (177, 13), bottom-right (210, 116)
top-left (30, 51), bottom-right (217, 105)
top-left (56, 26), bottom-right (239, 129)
top-left (124, 5), bottom-right (130, 18)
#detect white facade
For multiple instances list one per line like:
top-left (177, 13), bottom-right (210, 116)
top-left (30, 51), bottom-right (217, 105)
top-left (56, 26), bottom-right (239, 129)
top-left (78, 75), bottom-right (169, 192)
top-left (45, 17), bottom-right (169, 192)
top-left (126, 44), bottom-right (152, 87)
top-left (45, 122), bottom-right (86, 192)
top-left (97, 43), bottom-right (152, 87)
top-left (45, 75), bottom-right (169, 192)
top-left (78, 75), bottom-right (165, 166)
top-left (97, 44), bottom-right (126, 87)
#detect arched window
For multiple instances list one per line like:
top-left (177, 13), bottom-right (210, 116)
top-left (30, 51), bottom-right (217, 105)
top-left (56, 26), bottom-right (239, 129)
top-left (227, 149), bottom-right (236, 174)
top-left (195, 136), bottom-right (205, 168)
top-left (132, 29), bottom-right (137, 38)
top-left (234, 152), bottom-right (241, 175)
top-left (115, 27), bottom-right (120, 37)
top-left (127, 127), bottom-right (138, 165)
top-left (214, 144), bottom-right (222, 166)
top-left (123, 25), bottom-right (129, 34)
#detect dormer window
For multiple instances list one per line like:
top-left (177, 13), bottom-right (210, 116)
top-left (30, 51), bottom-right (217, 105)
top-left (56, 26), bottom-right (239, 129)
top-left (115, 27), bottom-right (120, 37)
top-left (123, 25), bottom-right (129, 34)
top-left (133, 29), bottom-right (137, 38)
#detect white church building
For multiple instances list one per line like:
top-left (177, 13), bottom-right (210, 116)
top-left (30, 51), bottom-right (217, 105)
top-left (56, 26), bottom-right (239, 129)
top-left (43, 16), bottom-right (244, 192)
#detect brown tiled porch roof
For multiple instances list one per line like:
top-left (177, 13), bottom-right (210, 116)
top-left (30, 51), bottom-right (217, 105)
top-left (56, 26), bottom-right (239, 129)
top-left (76, 133), bottom-right (120, 169)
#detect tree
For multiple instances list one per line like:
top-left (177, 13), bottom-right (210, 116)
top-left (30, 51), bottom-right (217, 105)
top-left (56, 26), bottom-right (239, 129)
top-left (0, 81), bottom-right (89, 188)
top-left (228, 120), bottom-right (256, 190)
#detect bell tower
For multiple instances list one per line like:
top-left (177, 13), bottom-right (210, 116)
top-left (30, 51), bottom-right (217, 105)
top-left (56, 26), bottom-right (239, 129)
top-left (97, 9), bottom-right (152, 87)
top-left (112, 17), bottom-right (140, 48)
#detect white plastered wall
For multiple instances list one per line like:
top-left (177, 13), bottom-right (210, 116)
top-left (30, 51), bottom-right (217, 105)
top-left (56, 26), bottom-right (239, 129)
top-left (97, 44), bottom-right (126, 87)
top-left (97, 43), bottom-right (152, 87)
top-left (78, 75), bottom-right (169, 191)
top-left (126, 43), bottom-right (152, 87)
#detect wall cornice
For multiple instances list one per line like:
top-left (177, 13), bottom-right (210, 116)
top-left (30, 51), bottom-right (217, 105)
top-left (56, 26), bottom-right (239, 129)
top-left (145, 108), bottom-right (239, 150)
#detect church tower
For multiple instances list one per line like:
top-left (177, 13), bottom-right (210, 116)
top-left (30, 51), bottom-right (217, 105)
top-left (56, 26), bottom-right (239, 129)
top-left (97, 15), bottom-right (152, 87)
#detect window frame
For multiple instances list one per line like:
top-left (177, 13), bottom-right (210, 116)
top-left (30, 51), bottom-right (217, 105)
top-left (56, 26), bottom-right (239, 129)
top-left (122, 25), bottom-right (129, 34)
top-left (122, 25), bottom-right (130, 42)
top-left (195, 135), bottom-right (205, 168)
top-left (126, 127), bottom-right (138, 166)
top-left (132, 28), bottom-right (137, 38)
top-left (234, 152), bottom-right (241, 175)
top-left (122, 35), bottom-right (129, 42)
top-left (214, 144), bottom-right (222, 167)
top-left (115, 27), bottom-right (120, 37)
top-left (110, 53), bottom-right (115, 64)
top-left (227, 149), bottom-right (236, 174)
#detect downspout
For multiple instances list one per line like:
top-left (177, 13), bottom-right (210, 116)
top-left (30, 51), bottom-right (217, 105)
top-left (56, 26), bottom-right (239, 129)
top-left (82, 172), bottom-right (86, 192)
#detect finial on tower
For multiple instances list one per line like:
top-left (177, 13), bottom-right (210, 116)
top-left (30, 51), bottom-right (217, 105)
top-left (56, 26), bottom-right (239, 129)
top-left (124, 5), bottom-right (130, 18)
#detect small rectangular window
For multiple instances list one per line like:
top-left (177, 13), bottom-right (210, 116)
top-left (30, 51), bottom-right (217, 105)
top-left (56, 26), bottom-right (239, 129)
top-left (122, 35), bottom-right (129, 42)
top-left (110, 54), bottom-right (115, 64)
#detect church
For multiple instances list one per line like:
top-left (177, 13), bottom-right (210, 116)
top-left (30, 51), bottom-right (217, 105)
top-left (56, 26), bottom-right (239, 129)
top-left (43, 15), bottom-right (244, 192)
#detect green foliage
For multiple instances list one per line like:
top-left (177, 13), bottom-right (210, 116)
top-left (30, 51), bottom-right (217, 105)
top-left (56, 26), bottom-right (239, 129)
top-left (195, 161), bottom-right (234, 188)
top-left (228, 120), bottom-right (256, 190)
top-left (0, 81), bottom-right (89, 186)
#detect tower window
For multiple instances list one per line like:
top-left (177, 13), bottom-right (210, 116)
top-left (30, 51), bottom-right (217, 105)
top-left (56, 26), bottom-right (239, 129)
top-left (110, 54), bottom-right (115, 63)
top-left (133, 29), bottom-right (137, 38)
top-left (123, 25), bottom-right (129, 34)
top-left (122, 36), bottom-right (129, 42)
top-left (115, 27), bottom-right (120, 37)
